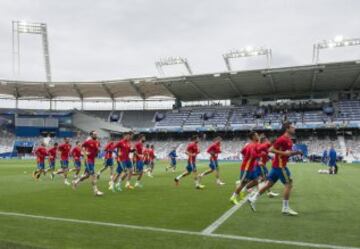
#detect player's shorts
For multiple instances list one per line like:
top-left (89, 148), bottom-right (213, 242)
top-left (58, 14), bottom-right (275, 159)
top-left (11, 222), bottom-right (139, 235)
top-left (105, 158), bottom-right (114, 167)
top-left (37, 162), bottom-right (45, 170)
top-left (240, 169), bottom-right (257, 182)
top-left (121, 160), bottom-right (133, 170)
top-left (116, 161), bottom-right (124, 174)
top-left (209, 160), bottom-right (219, 170)
top-left (255, 165), bottom-right (268, 178)
top-left (144, 160), bottom-right (150, 166)
top-left (85, 162), bottom-right (95, 175)
top-left (170, 158), bottom-right (176, 166)
top-left (49, 160), bottom-right (55, 169)
top-left (136, 160), bottom-right (144, 172)
top-left (328, 160), bottom-right (337, 167)
top-left (268, 167), bottom-right (292, 184)
top-left (186, 162), bottom-right (197, 173)
top-left (60, 160), bottom-right (69, 168)
top-left (74, 160), bottom-right (81, 169)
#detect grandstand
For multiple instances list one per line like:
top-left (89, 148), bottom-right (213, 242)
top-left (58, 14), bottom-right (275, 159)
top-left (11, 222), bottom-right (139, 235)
top-left (1, 60), bottom-right (360, 161)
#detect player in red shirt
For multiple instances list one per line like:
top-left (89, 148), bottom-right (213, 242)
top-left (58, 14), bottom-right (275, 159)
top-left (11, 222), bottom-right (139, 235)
top-left (45, 142), bottom-right (58, 180)
top-left (32, 142), bottom-right (48, 180)
top-left (174, 135), bottom-right (205, 189)
top-left (96, 140), bottom-right (115, 181)
top-left (230, 131), bottom-right (263, 205)
top-left (110, 132), bottom-right (134, 191)
top-left (69, 141), bottom-right (82, 179)
top-left (72, 131), bottom-right (103, 196)
top-left (133, 134), bottom-right (146, 187)
top-left (143, 144), bottom-right (150, 169)
top-left (248, 121), bottom-right (303, 215)
top-left (55, 138), bottom-right (72, 186)
top-left (146, 144), bottom-right (156, 177)
top-left (199, 136), bottom-right (225, 185)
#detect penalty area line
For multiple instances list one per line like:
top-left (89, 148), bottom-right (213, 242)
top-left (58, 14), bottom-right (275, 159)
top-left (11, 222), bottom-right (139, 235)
top-left (0, 211), bottom-right (358, 249)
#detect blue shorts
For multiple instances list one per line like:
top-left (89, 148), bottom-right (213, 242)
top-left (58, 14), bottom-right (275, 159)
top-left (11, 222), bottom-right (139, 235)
top-left (116, 161), bottom-right (124, 174)
top-left (85, 162), bottom-right (95, 175)
top-left (186, 162), bottom-right (197, 173)
top-left (121, 160), bottom-right (133, 170)
top-left (136, 160), bottom-right (144, 172)
top-left (209, 160), bottom-right (219, 170)
top-left (105, 158), bottom-right (114, 167)
top-left (328, 160), bottom-right (337, 167)
top-left (49, 160), bottom-right (55, 169)
top-left (268, 167), bottom-right (292, 184)
top-left (60, 160), bottom-right (69, 168)
top-left (255, 165), bottom-right (268, 178)
top-left (170, 158), bottom-right (176, 166)
top-left (240, 169), bottom-right (257, 182)
top-left (74, 160), bottom-right (81, 169)
top-left (37, 162), bottom-right (45, 170)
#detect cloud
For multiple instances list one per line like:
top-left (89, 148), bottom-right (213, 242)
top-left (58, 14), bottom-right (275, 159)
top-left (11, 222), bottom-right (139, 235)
top-left (0, 0), bottom-right (359, 81)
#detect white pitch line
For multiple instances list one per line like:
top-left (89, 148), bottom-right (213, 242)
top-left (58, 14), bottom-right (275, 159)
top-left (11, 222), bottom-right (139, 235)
top-left (0, 211), bottom-right (359, 249)
top-left (201, 198), bottom-right (248, 235)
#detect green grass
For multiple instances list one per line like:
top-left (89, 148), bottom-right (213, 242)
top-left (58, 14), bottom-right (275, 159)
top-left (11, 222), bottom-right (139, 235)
top-left (0, 159), bottom-right (359, 249)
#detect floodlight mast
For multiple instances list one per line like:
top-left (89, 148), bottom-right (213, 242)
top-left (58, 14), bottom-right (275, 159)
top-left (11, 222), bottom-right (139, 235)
top-left (223, 47), bottom-right (272, 71)
top-left (312, 36), bottom-right (360, 64)
top-left (12, 21), bottom-right (52, 82)
top-left (155, 56), bottom-right (193, 76)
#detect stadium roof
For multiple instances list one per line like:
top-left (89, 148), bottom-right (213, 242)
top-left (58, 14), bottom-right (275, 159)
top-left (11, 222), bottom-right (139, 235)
top-left (1, 60), bottom-right (360, 101)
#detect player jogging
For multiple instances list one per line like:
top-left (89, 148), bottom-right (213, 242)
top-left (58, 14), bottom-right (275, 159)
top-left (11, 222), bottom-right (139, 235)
top-left (147, 144), bottom-right (156, 177)
top-left (199, 136), bottom-right (225, 185)
top-left (69, 141), bottom-right (82, 179)
top-left (110, 132), bottom-right (134, 190)
top-left (174, 135), bottom-right (205, 189)
top-left (96, 140), bottom-right (115, 181)
top-left (230, 131), bottom-right (262, 205)
top-left (32, 142), bottom-right (48, 180)
top-left (247, 121), bottom-right (303, 215)
top-left (45, 142), bottom-right (58, 180)
top-left (256, 135), bottom-right (279, 198)
top-left (72, 131), bottom-right (103, 196)
top-left (55, 138), bottom-right (72, 186)
top-left (133, 134), bottom-right (146, 188)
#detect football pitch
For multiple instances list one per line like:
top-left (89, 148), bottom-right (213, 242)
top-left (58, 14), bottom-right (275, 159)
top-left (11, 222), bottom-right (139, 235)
top-left (0, 160), bottom-right (359, 249)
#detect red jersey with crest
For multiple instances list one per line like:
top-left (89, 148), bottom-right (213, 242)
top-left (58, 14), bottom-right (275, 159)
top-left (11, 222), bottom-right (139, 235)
top-left (240, 142), bottom-right (261, 171)
top-left (134, 141), bottom-right (144, 161)
top-left (149, 148), bottom-right (155, 161)
top-left (82, 139), bottom-right (100, 164)
top-left (187, 142), bottom-right (199, 163)
top-left (143, 148), bottom-right (150, 161)
top-left (35, 146), bottom-right (48, 163)
top-left (58, 143), bottom-right (71, 161)
top-left (207, 142), bottom-right (221, 160)
top-left (71, 147), bottom-right (82, 162)
top-left (48, 146), bottom-right (57, 162)
top-left (104, 142), bottom-right (115, 159)
top-left (258, 141), bottom-right (272, 166)
top-left (114, 139), bottom-right (131, 162)
top-left (272, 134), bottom-right (293, 168)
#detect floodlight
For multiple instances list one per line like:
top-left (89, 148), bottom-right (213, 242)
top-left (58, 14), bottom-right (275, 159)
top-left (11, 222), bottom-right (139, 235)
top-left (312, 36), bottom-right (360, 63)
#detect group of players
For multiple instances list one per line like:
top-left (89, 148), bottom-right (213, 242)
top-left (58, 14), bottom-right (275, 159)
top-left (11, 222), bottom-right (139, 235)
top-left (33, 131), bottom-right (156, 196)
top-left (33, 121), bottom-right (302, 215)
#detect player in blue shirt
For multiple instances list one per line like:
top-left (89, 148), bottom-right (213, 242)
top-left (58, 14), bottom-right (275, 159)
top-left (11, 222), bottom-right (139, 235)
top-left (166, 147), bottom-right (177, 172)
top-left (328, 145), bottom-right (337, 174)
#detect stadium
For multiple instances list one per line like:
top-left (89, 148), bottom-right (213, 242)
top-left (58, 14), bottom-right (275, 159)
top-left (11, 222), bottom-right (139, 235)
top-left (0, 1), bottom-right (360, 249)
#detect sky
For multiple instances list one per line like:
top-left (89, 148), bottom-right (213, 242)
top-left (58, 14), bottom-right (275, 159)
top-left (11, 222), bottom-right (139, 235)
top-left (0, 0), bottom-right (359, 82)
